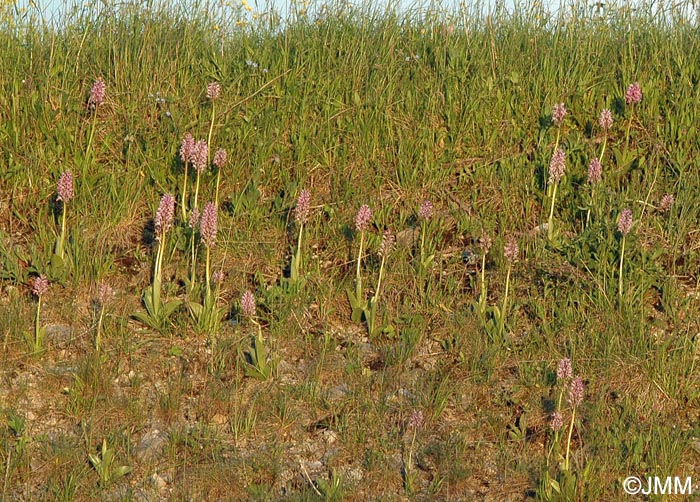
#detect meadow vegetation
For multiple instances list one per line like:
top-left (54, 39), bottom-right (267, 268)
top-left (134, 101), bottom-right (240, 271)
top-left (1, 0), bottom-right (699, 499)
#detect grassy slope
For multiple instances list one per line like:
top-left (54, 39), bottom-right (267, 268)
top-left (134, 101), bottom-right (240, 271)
top-left (0, 1), bottom-right (699, 499)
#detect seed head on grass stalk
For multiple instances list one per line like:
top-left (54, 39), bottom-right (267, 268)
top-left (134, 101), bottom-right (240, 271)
top-left (617, 208), bottom-right (633, 300)
top-left (95, 283), bottom-right (114, 351)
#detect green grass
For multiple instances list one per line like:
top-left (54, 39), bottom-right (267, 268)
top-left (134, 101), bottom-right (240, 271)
top-left (1, 0), bottom-right (699, 499)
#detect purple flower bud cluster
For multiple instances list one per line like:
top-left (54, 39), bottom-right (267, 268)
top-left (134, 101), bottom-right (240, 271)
top-left (32, 275), bottom-right (49, 297)
top-left (407, 409), bottom-right (424, 430)
top-left (295, 189), bottom-right (311, 226)
top-left (659, 194), bottom-right (674, 213)
top-left (200, 202), bottom-right (218, 248)
top-left (599, 108), bottom-right (613, 130)
top-left (379, 229), bottom-right (395, 258)
top-left (625, 82), bottom-right (642, 105)
top-left (193, 140), bottom-right (208, 174)
top-left (57, 170), bottom-right (74, 203)
top-left (587, 158), bottom-right (602, 185)
top-left (98, 283), bottom-right (114, 306)
top-left (568, 376), bottom-right (585, 407)
top-left (548, 148), bottom-right (566, 185)
top-left (504, 235), bottom-right (519, 263)
top-left (154, 193), bottom-right (175, 235)
top-left (212, 270), bottom-right (225, 286)
top-left (617, 209), bottom-right (633, 236)
top-left (89, 77), bottom-right (106, 108)
top-left (207, 82), bottom-right (221, 100)
top-left (550, 411), bottom-right (564, 431)
top-left (418, 199), bottom-right (434, 221)
top-left (479, 234), bottom-right (492, 254)
top-left (241, 290), bottom-right (256, 317)
top-left (557, 358), bottom-right (573, 381)
top-left (213, 148), bottom-right (227, 170)
top-left (180, 133), bottom-right (195, 165)
top-left (188, 207), bottom-right (200, 230)
top-left (552, 103), bottom-right (567, 127)
top-left (355, 204), bottom-right (372, 232)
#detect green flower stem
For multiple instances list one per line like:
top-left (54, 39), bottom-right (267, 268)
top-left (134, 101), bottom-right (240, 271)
top-left (205, 246), bottom-right (212, 299)
top-left (193, 171), bottom-right (202, 213)
top-left (181, 161), bottom-right (189, 221)
top-left (355, 230), bottom-right (365, 301)
top-left (55, 202), bottom-right (68, 259)
top-left (189, 231), bottom-right (198, 293)
top-left (153, 232), bottom-right (165, 318)
top-left (498, 263), bottom-right (512, 338)
top-left (625, 106), bottom-right (635, 152)
top-left (34, 295), bottom-right (43, 350)
top-left (373, 254), bottom-right (387, 305)
top-left (547, 181), bottom-right (559, 241)
top-left (96, 305), bottom-right (105, 351)
top-left (296, 223), bottom-right (304, 272)
top-left (547, 127), bottom-right (561, 197)
top-left (479, 253), bottom-right (488, 313)
top-left (618, 235), bottom-right (626, 299)
top-left (564, 407), bottom-right (577, 471)
top-left (586, 135), bottom-right (608, 228)
top-left (208, 102), bottom-right (222, 207)
top-left (84, 112), bottom-right (98, 176)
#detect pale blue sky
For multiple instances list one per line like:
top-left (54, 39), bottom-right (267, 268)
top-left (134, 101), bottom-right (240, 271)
top-left (14, 0), bottom-right (556, 24)
top-left (12, 0), bottom-right (694, 27)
